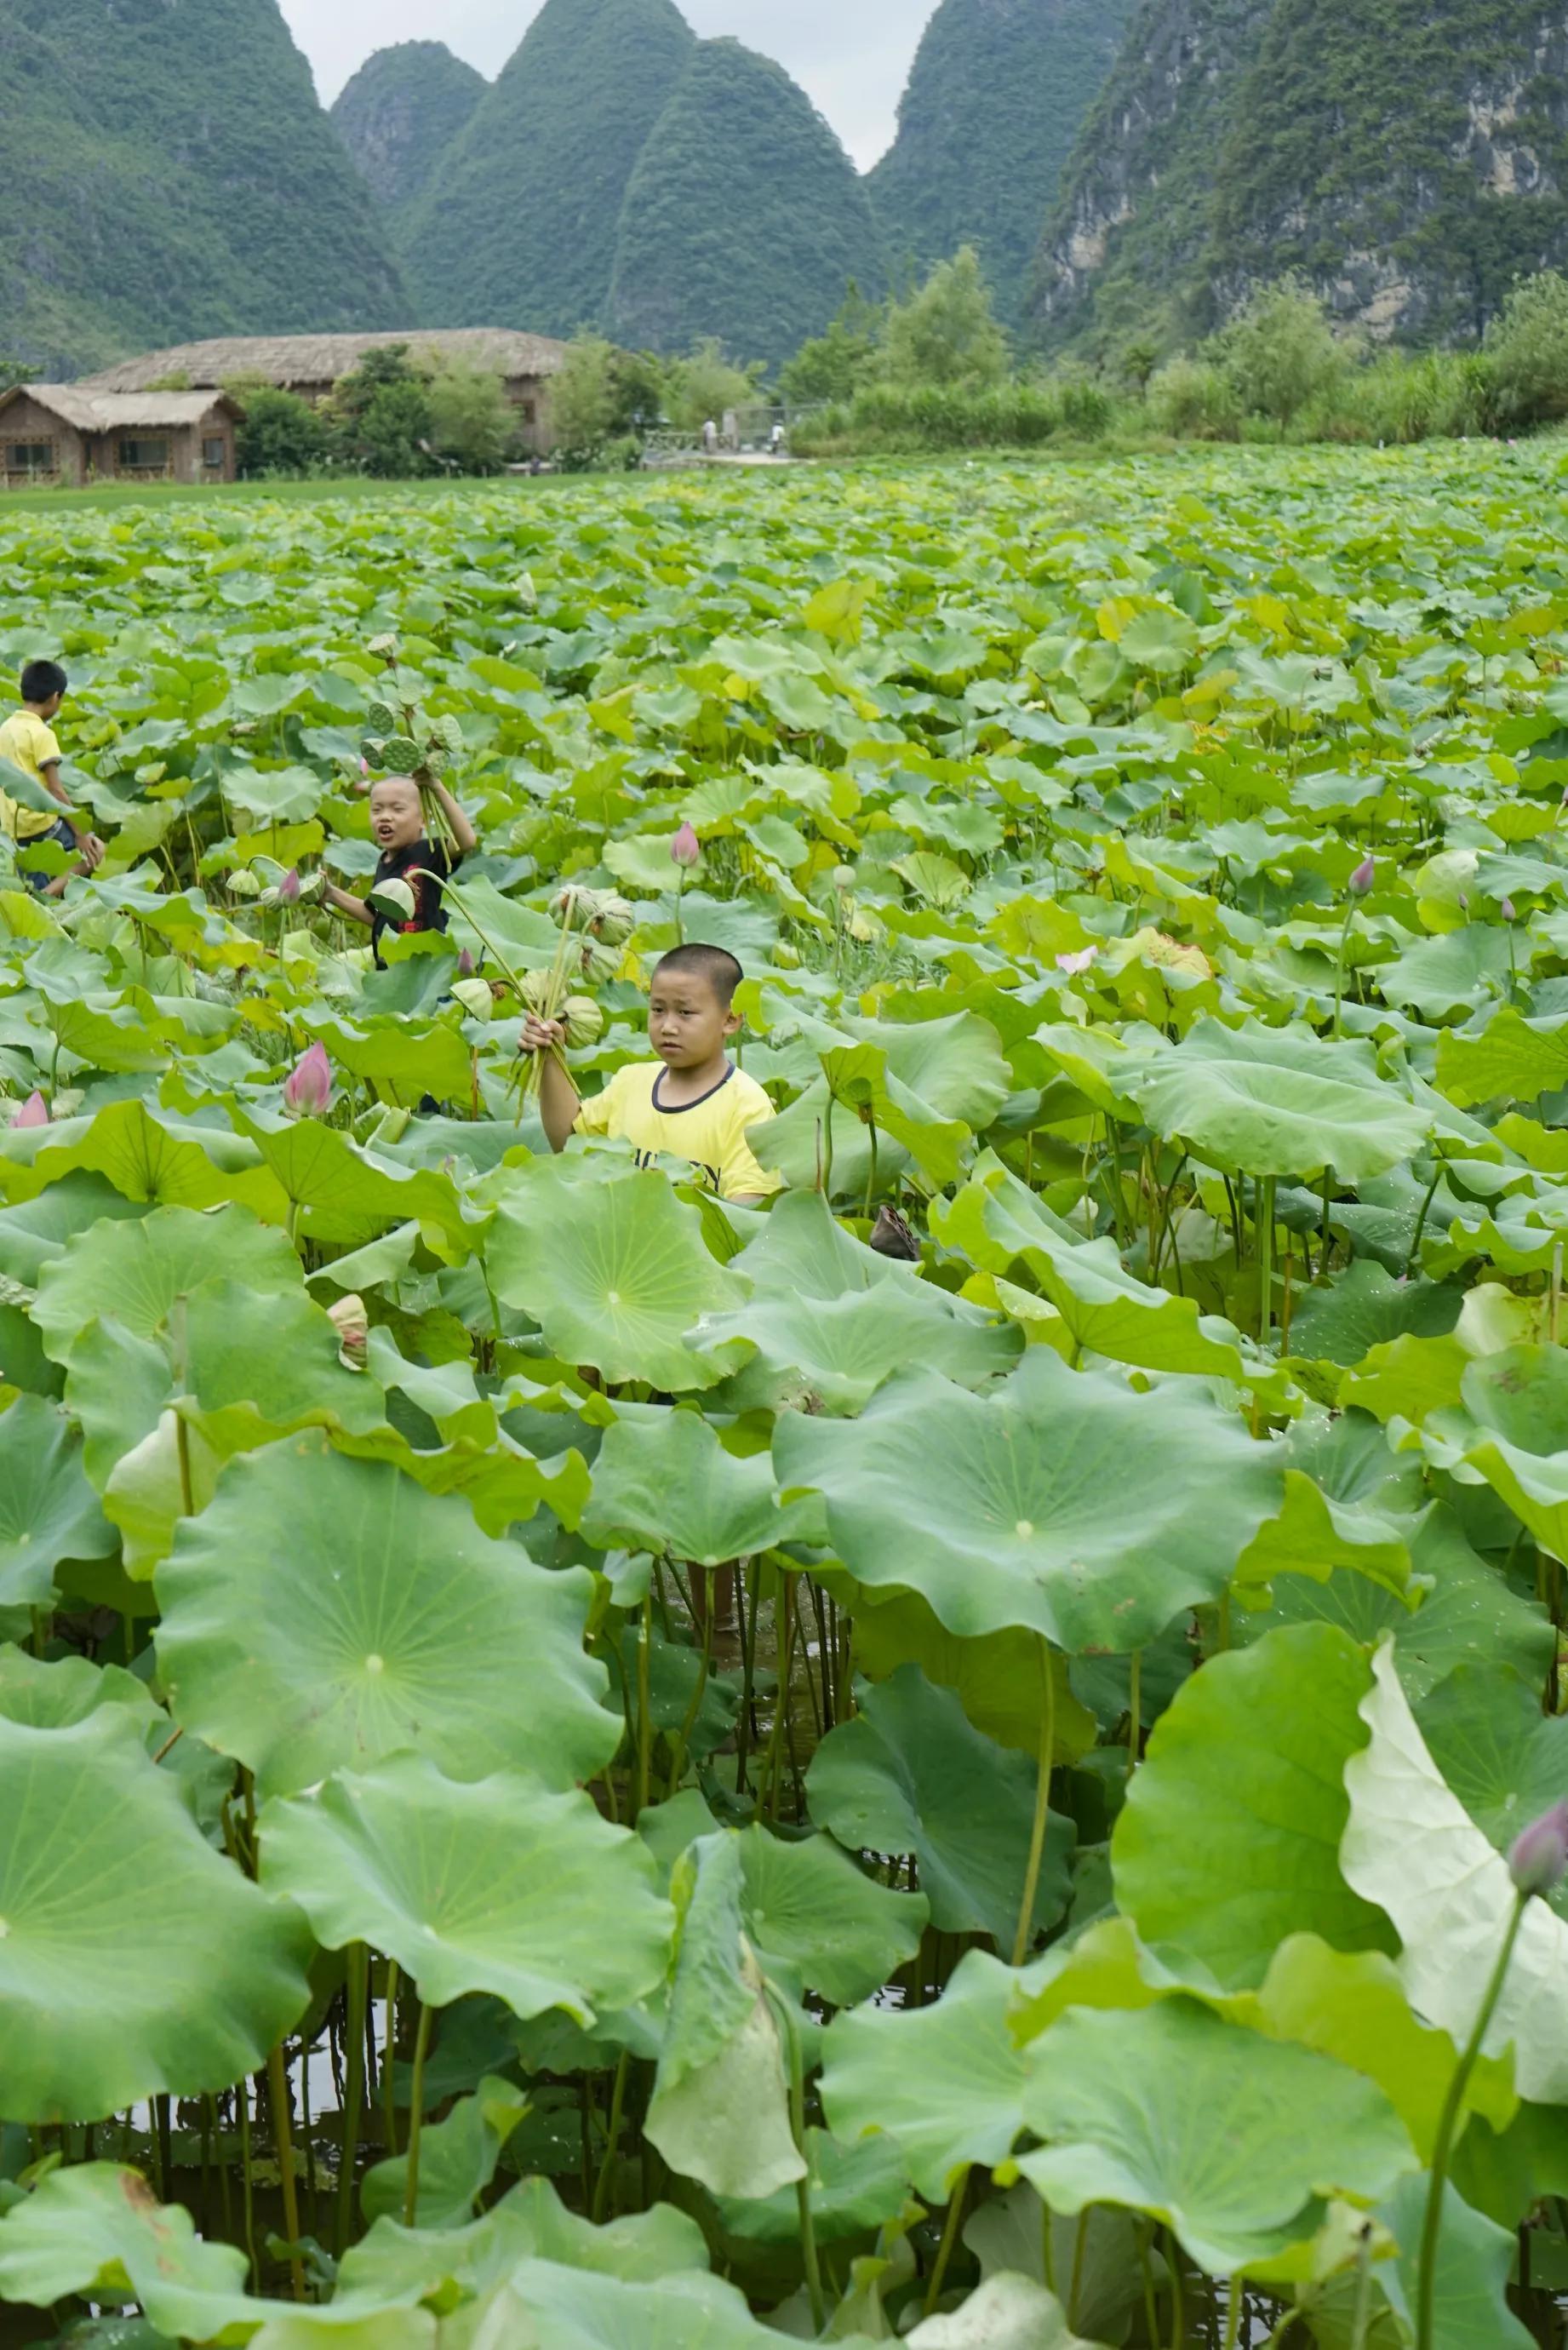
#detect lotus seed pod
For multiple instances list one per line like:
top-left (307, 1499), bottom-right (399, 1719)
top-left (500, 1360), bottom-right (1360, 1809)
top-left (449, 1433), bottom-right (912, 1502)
top-left (367, 878), bottom-right (418, 926)
top-left (327, 1292), bottom-right (369, 1371)
top-left (367, 632), bottom-right (400, 662)
top-left (382, 737), bottom-right (421, 772)
top-left (590, 893), bottom-right (636, 945)
top-left (436, 714), bottom-right (466, 760)
top-left (519, 970), bottom-right (558, 1015)
top-left (833, 865), bottom-right (856, 893)
top-left (227, 868), bottom-right (262, 901)
top-left (580, 935), bottom-right (621, 986)
top-left (562, 994), bottom-right (604, 1047)
top-left (366, 699), bottom-right (398, 736)
top-left (450, 977), bottom-right (494, 1023)
top-left (549, 884), bottom-right (598, 928)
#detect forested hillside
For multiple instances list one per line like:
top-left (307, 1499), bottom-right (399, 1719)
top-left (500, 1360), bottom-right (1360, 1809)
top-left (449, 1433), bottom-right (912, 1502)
top-left (0, 0), bottom-right (407, 375)
top-left (870, 0), bottom-right (1133, 330)
top-left (398, 0), bottom-right (695, 338)
top-left (607, 39), bottom-right (885, 368)
top-left (331, 41), bottom-right (486, 228)
top-left (1035, 0), bottom-right (1568, 353)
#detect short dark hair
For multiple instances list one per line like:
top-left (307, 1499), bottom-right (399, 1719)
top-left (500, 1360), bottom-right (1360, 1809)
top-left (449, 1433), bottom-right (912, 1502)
top-left (652, 943), bottom-right (743, 1008)
top-left (20, 659), bottom-right (66, 705)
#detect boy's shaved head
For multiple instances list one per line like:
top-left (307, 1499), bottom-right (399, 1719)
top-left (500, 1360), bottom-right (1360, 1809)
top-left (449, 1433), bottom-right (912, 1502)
top-left (369, 776), bottom-right (421, 806)
top-left (652, 943), bottom-right (744, 1006)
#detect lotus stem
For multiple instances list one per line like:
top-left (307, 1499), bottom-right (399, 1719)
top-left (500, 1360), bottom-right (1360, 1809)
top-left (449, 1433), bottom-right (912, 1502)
top-left (237, 2076), bottom-right (258, 2290)
top-left (402, 1999), bottom-right (434, 2228)
top-left (591, 2049), bottom-right (631, 2224)
top-left (1129, 1648), bottom-right (1142, 1768)
top-left (1011, 1639), bottom-right (1056, 1966)
top-left (1166, 2228), bottom-right (1185, 2350)
top-left (764, 1573), bottom-right (799, 1824)
top-left (266, 2041), bottom-right (306, 2300)
top-left (1257, 1173), bottom-right (1275, 1341)
top-left (337, 1945), bottom-right (367, 2255)
top-left (1348, 2221), bottom-right (1374, 2350)
top-left (1405, 1162), bottom-right (1443, 1275)
top-left (1042, 2195), bottom-right (1058, 2294)
top-left (635, 1595), bottom-right (653, 1818)
top-left (1416, 1887), bottom-right (1529, 2350)
top-left (924, 2164), bottom-right (970, 2316)
top-left (1068, 2210), bottom-right (1089, 2329)
top-left (863, 1110), bottom-right (879, 1219)
top-left (735, 1561), bottom-right (760, 1795)
top-left (770, 1984), bottom-right (826, 2334)
top-left (382, 1959), bottom-right (399, 2152)
top-left (665, 1568), bottom-right (715, 1797)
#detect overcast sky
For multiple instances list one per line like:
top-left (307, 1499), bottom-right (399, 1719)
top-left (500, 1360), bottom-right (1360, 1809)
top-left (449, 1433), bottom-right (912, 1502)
top-left (277, 0), bottom-right (924, 169)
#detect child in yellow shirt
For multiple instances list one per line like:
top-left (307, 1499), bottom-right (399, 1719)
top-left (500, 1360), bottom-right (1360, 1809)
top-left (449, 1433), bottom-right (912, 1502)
top-left (519, 943), bottom-right (782, 1206)
top-left (0, 660), bottom-right (105, 897)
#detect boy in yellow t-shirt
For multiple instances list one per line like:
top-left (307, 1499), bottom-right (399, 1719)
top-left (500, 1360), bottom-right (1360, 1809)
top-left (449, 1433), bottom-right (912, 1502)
top-left (0, 660), bottom-right (105, 897)
top-left (520, 943), bottom-right (782, 1205)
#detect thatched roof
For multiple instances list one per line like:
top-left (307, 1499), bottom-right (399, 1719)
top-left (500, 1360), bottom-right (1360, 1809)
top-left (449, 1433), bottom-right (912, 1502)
top-left (1, 387), bottom-right (238, 430)
top-left (77, 329), bottom-right (569, 395)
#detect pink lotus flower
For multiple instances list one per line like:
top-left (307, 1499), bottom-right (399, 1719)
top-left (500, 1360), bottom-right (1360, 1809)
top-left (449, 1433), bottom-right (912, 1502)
top-left (327, 1292), bottom-right (369, 1371)
top-left (1500, 897), bottom-right (1517, 923)
top-left (283, 1040), bottom-right (332, 1120)
top-left (1348, 854), bottom-right (1375, 897)
top-left (13, 1092), bottom-right (48, 1128)
top-left (670, 822), bottom-right (701, 869)
top-left (1510, 1799), bottom-right (1568, 1898)
top-left (457, 947), bottom-right (476, 977)
top-left (1056, 947), bottom-right (1099, 976)
top-left (278, 868), bottom-right (301, 905)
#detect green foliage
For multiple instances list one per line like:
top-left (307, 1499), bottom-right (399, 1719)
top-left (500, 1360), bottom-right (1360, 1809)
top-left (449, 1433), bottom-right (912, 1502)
top-left (604, 37), bottom-right (885, 370)
top-left (882, 248), bottom-right (1010, 391)
top-left (1485, 269), bottom-right (1568, 425)
top-left (548, 335), bottom-right (667, 466)
top-left (330, 40), bottom-right (486, 226)
top-left (234, 387), bottom-right (327, 479)
top-left (399, 0), bottom-right (695, 338)
top-left (661, 339), bottom-right (765, 432)
top-left (426, 360), bottom-right (517, 474)
top-left (325, 345), bottom-right (433, 479)
top-left (1210, 277), bottom-right (1350, 424)
top-left (0, 0), bottom-right (405, 374)
top-left (869, 0), bottom-right (1134, 331)
top-left (777, 285), bottom-right (884, 406)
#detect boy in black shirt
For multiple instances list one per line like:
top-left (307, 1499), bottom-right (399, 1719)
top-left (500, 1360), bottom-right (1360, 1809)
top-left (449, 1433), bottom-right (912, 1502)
top-left (325, 775), bottom-right (476, 967)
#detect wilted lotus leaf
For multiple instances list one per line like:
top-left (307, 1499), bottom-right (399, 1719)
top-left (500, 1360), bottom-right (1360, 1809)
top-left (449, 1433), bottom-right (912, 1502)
top-left (260, 1753), bottom-right (672, 2024)
top-left (775, 1351), bottom-right (1283, 1652)
top-left (1017, 1999), bottom-right (1416, 2276)
top-left (158, 1443), bottom-right (617, 1797)
top-left (0, 1712), bottom-right (310, 2120)
top-left (486, 1160), bottom-right (745, 1392)
top-left (808, 1667), bottom-right (1073, 1948)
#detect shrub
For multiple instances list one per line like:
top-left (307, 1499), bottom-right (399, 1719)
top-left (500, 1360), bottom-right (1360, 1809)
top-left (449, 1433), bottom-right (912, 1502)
top-left (1214, 277), bottom-right (1349, 425)
top-left (881, 247), bottom-right (1010, 392)
top-left (234, 387), bottom-right (326, 478)
top-left (1147, 356), bottom-right (1241, 439)
top-left (1484, 270), bottom-right (1568, 427)
top-left (426, 359), bottom-right (516, 473)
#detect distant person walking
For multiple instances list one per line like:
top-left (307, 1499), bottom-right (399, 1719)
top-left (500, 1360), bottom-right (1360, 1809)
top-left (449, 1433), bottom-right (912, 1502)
top-left (702, 417), bottom-right (718, 456)
top-left (770, 421), bottom-right (786, 457)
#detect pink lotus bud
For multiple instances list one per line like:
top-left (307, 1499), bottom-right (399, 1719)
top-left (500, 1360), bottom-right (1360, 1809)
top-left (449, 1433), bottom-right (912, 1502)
top-left (278, 868), bottom-right (301, 906)
top-left (1056, 947), bottom-right (1099, 976)
top-left (1348, 854), bottom-right (1375, 897)
top-left (457, 947), bottom-right (476, 977)
top-left (283, 1040), bottom-right (332, 1120)
top-left (1509, 1799), bottom-right (1568, 1898)
top-left (1500, 898), bottom-right (1517, 923)
top-left (670, 822), bottom-right (701, 869)
top-left (13, 1092), bottom-right (49, 1128)
top-left (327, 1292), bottom-right (369, 1370)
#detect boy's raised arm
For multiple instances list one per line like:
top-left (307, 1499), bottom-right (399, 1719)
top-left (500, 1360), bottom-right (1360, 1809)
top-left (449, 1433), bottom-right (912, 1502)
top-left (519, 1017), bottom-right (580, 1151)
top-left (429, 779), bottom-right (478, 858)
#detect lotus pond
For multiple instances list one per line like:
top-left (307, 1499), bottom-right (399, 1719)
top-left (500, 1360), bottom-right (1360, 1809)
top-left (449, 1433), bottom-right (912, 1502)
top-left (2, 441), bottom-right (1568, 2347)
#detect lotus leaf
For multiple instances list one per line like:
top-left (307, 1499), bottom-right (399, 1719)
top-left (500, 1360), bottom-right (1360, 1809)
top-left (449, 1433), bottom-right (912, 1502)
top-left (0, 1395), bottom-right (117, 1606)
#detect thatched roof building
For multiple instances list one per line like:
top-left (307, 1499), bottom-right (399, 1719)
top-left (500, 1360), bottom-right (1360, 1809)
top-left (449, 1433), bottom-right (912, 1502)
top-left (0, 387), bottom-right (239, 489)
top-left (80, 329), bottom-right (565, 421)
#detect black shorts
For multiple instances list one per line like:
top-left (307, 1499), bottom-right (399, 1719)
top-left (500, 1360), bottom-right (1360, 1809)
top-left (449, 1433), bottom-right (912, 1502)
top-left (17, 816), bottom-right (77, 897)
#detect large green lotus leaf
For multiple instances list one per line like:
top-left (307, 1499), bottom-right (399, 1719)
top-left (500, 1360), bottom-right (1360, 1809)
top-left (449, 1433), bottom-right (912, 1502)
top-left (260, 1755), bottom-right (672, 2024)
top-left (819, 1948), bottom-right (1035, 2199)
top-left (0, 1172), bottom-right (145, 1287)
top-left (851, 1588), bottom-right (1096, 1762)
top-left (0, 1645), bottom-right (234, 1832)
top-left (964, 2187), bottom-right (1148, 2350)
top-left (1342, 1642), bottom-right (1568, 2101)
top-left (0, 1711), bottom-right (310, 2121)
top-left (1380, 924), bottom-right (1515, 1021)
top-left (30, 1203), bottom-right (300, 1365)
top-left (486, 1160), bottom-right (744, 1392)
top-left (694, 1276), bottom-right (1021, 1416)
top-left (463, 2261), bottom-right (783, 2350)
top-left (157, 1443), bottom-right (617, 1797)
top-left (0, 1396), bottom-right (117, 1606)
top-left (0, 2164), bottom-right (253, 2340)
top-left (232, 1112), bottom-right (470, 1251)
top-left (1289, 1262), bottom-right (1464, 1370)
top-left (1378, 2174), bottom-right (1535, 2350)
top-left (1017, 2000), bottom-right (1416, 2276)
top-left (1235, 1408), bottom-right (1425, 1601)
top-left (1435, 1006), bottom-right (1568, 1109)
top-left (906, 2276), bottom-right (1109, 2350)
top-left (807, 1667), bottom-right (1074, 1948)
top-left (1416, 1663), bottom-right (1568, 1916)
top-left (338, 2175), bottom-right (709, 2305)
top-left (774, 1351), bottom-right (1282, 1652)
top-left (340, 2187), bottom-right (704, 2316)
top-left (1113, 1625), bottom-right (1396, 1988)
top-left (1131, 1018), bottom-right (1430, 1181)
top-left (931, 1155), bottom-right (1256, 1381)
top-left (0, 1099), bottom-right (281, 1218)
top-left (300, 1009), bottom-right (472, 1109)
top-left (333, 1421), bottom-right (591, 1545)
top-left (1236, 1506), bottom-right (1554, 1703)
top-left (712, 2125), bottom-right (910, 2248)
top-left (581, 1410), bottom-right (818, 1566)
top-left (1451, 1344), bottom-right (1568, 1562)
top-left (733, 1823), bottom-right (927, 2007)
top-left (362, 2073), bottom-right (529, 2230)
top-left (1250, 1935), bottom-right (1515, 2164)
top-left (644, 1834), bottom-right (803, 2201)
